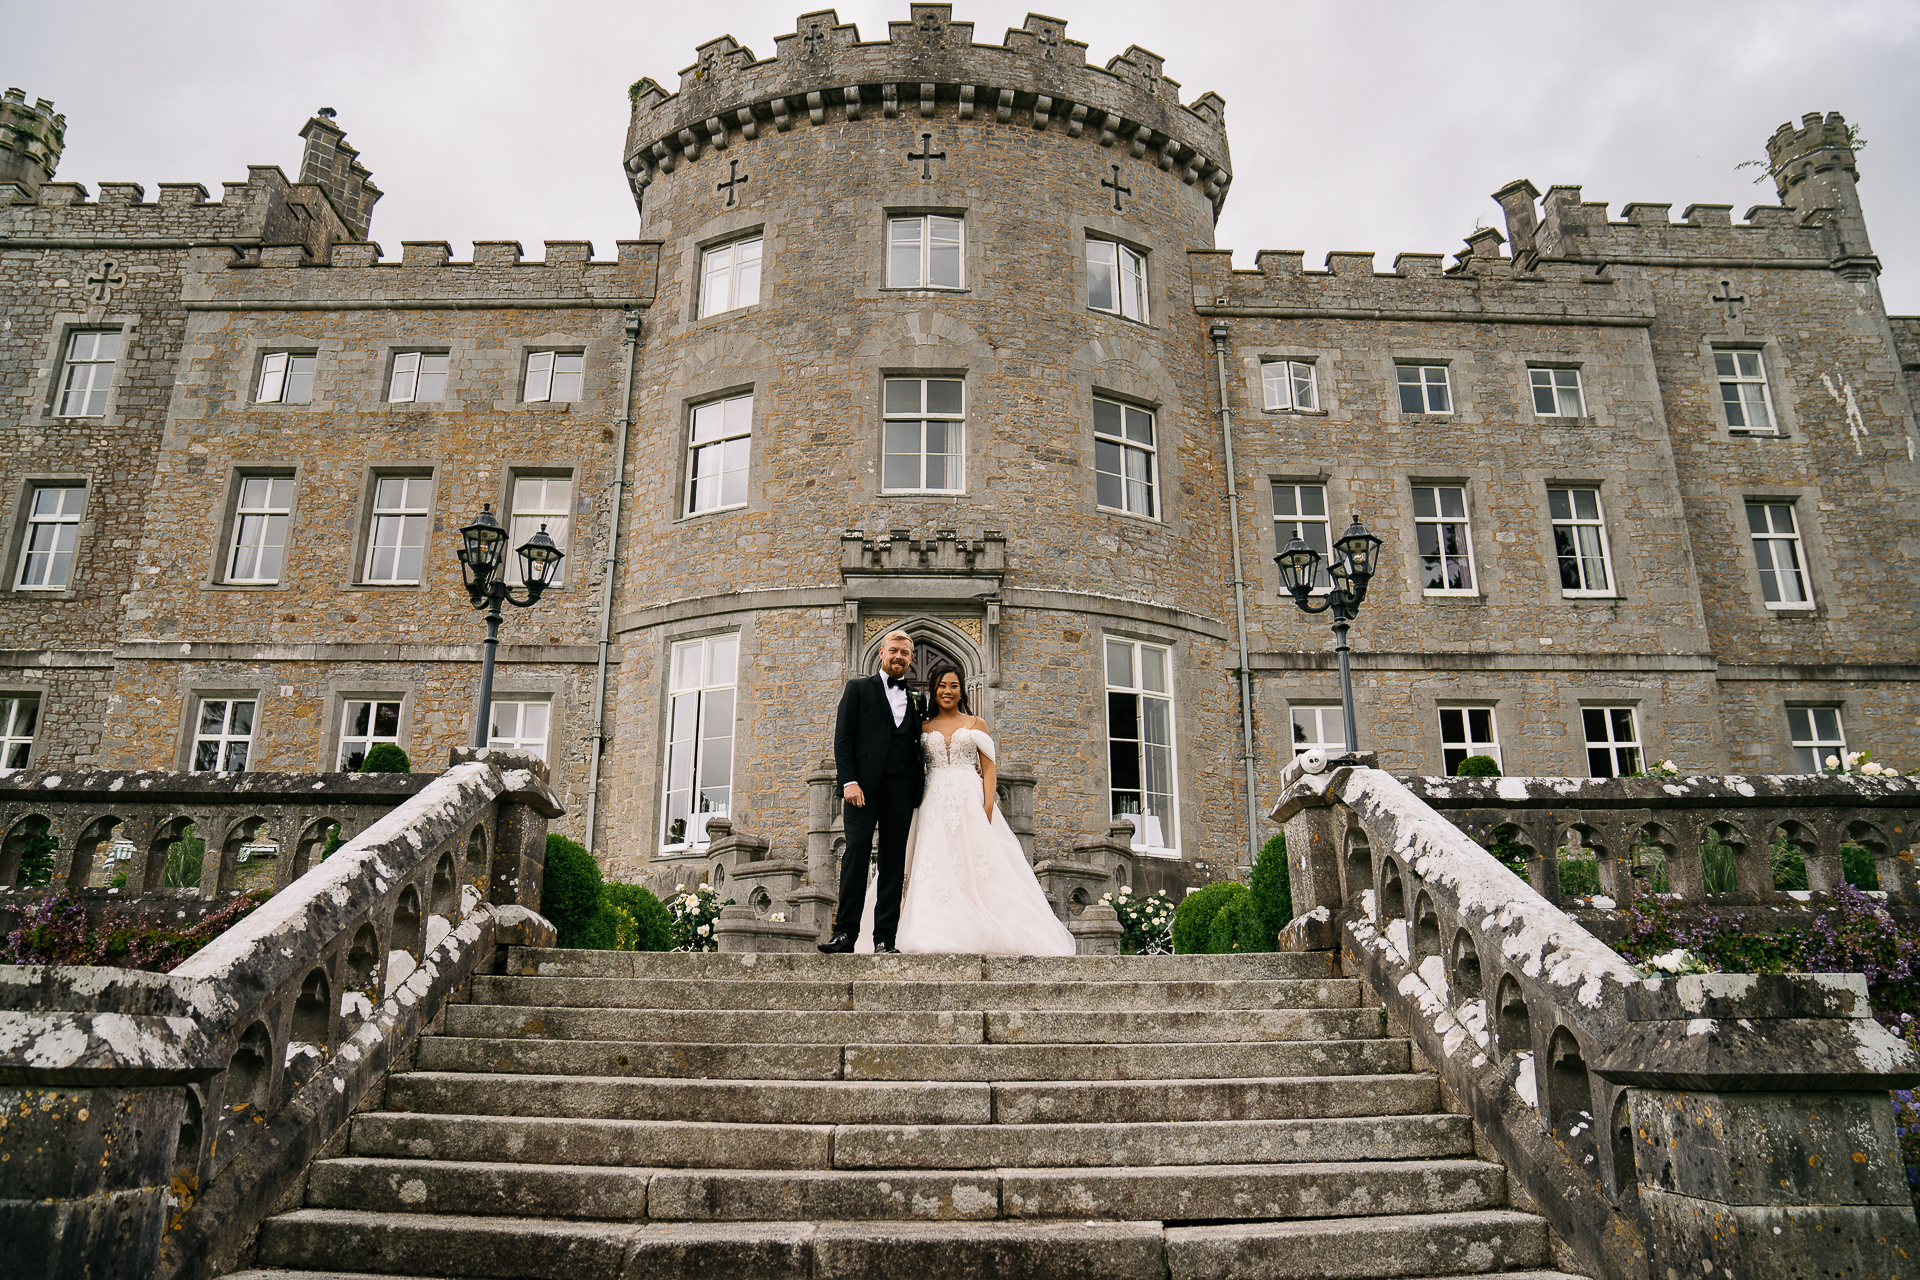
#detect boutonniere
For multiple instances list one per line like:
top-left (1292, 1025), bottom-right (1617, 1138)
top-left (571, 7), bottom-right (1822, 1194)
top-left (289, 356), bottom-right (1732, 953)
top-left (908, 690), bottom-right (928, 716)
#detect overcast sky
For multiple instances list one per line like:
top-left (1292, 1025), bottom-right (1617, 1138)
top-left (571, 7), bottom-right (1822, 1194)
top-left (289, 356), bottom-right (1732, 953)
top-left (13, 0), bottom-right (1919, 312)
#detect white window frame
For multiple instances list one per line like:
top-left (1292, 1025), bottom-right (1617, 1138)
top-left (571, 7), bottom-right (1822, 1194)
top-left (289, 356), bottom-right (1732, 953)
top-left (488, 700), bottom-right (552, 762)
top-left (338, 699), bottom-right (403, 771)
top-left (14, 484), bottom-right (85, 591)
top-left (1272, 482), bottom-right (1332, 592)
top-left (1715, 348), bottom-right (1777, 435)
top-left (1093, 397), bottom-right (1158, 519)
top-left (700, 236), bottom-right (763, 316)
top-left (1548, 487), bottom-right (1615, 597)
top-left (225, 474), bottom-right (296, 585)
top-left (1289, 705), bottom-right (1346, 758)
top-left (1439, 707), bottom-right (1501, 776)
top-left (1529, 366), bottom-right (1586, 418)
top-left (388, 351), bottom-right (448, 404)
top-left (685, 394), bottom-right (753, 516)
top-left (881, 377), bottom-right (965, 493)
top-left (363, 475), bottom-right (433, 585)
top-left (523, 350), bottom-right (583, 404)
top-left (1746, 500), bottom-right (1813, 609)
top-left (1786, 706), bottom-right (1846, 773)
top-left (1582, 706), bottom-right (1642, 779)
top-left (1087, 238), bottom-right (1147, 322)
top-left (191, 698), bottom-right (257, 774)
top-left (506, 474), bottom-right (572, 587)
top-left (1412, 484), bottom-right (1477, 595)
top-left (1262, 360), bottom-right (1319, 412)
top-left (887, 216), bottom-right (963, 290)
top-left (56, 331), bottom-right (120, 418)
top-left (1105, 638), bottom-right (1179, 856)
top-left (661, 634), bottom-right (739, 851)
top-left (1396, 364), bottom-right (1452, 414)
top-left (0, 693), bottom-right (39, 774)
top-left (255, 351), bottom-right (316, 404)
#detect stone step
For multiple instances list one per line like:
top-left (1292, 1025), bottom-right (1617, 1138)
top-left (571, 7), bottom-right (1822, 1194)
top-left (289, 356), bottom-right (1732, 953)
top-left (382, 1071), bottom-right (1441, 1126)
top-left (415, 1034), bottom-right (1411, 1081)
top-left (306, 1156), bottom-right (1509, 1225)
top-left (442, 1003), bottom-right (1382, 1046)
top-left (1164, 1209), bottom-right (1551, 1279)
top-left (466, 974), bottom-right (1364, 1012)
top-left (349, 1111), bottom-right (1474, 1171)
top-left (504, 946), bottom-right (1339, 983)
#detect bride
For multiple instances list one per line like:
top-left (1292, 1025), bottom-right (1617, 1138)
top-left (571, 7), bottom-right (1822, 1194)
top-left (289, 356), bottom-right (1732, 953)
top-left (892, 666), bottom-right (1076, 956)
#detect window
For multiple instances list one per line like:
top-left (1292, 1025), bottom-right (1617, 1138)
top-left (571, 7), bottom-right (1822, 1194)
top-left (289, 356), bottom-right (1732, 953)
top-left (524, 351), bottom-right (583, 403)
top-left (0, 694), bottom-right (38, 774)
top-left (1412, 484), bottom-right (1476, 594)
top-left (57, 331), bottom-right (119, 417)
top-left (1094, 397), bottom-right (1157, 518)
top-left (14, 485), bottom-right (84, 591)
top-left (1262, 360), bottom-right (1318, 412)
top-left (1106, 639), bottom-right (1177, 854)
top-left (504, 475), bottom-right (571, 586)
top-left (1715, 349), bottom-right (1776, 434)
top-left (1530, 367), bottom-right (1585, 417)
top-left (1583, 707), bottom-right (1641, 779)
top-left (685, 394), bottom-right (752, 515)
top-left (1439, 707), bottom-right (1500, 775)
top-left (1397, 364), bottom-right (1451, 414)
top-left (1549, 488), bottom-right (1614, 596)
top-left (1088, 239), bottom-right (1147, 322)
top-left (700, 236), bottom-right (763, 316)
top-left (191, 698), bottom-right (256, 773)
top-left (1290, 706), bottom-right (1345, 758)
top-left (1272, 483), bottom-right (1332, 591)
top-left (662, 634), bottom-right (737, 849)
top-left (338, 700), bottom-right (401, 771)
top-left (364, 476), bottom-right (432, 584)
top-left (1746, 501), bottom-right (1811, 608)
top-left (1787, 706), bottom-right (1845, 773)
top-left (488, 700), bottom-right (551, 761)
top-left (887, 216), bottom-right (962, 290)
top-left (388, 352), bottom-right (448, 403)
top-left (256, 352), bottom-right (316, 404)
top-left (226, 475), bottom-right (295, 584)
top-left (882, 378), bottom-right (964, 493)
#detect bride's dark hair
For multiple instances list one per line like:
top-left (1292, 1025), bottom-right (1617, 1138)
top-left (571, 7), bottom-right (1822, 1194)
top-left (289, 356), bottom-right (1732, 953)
top-left (927, 664), bottom-right (970, 715)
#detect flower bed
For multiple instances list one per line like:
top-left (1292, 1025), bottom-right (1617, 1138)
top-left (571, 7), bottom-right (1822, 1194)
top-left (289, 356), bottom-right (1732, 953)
top-left (1, 890), bottom-right (268, 972)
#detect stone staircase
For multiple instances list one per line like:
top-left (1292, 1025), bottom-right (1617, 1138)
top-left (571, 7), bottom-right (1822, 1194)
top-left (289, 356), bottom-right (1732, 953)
top-left (233, 950), bottom-right (1584, 1280)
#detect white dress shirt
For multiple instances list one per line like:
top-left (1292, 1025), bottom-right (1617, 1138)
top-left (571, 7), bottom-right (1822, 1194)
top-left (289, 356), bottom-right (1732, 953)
top-left (883, 675), bottom-right (908, 726)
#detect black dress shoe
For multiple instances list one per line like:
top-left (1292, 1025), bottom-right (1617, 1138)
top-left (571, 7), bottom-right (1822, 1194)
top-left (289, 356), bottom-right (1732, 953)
top-left (873, 940), bottom-right (901, 955)
top-left (818, 932), bottom-right (855, 954)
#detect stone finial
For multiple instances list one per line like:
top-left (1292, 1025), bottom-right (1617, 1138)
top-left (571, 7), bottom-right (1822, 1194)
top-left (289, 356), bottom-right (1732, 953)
top-left (0, 88), bottom-right (66, 198)
top-left (1492, 179), bottom-right (1541, 267)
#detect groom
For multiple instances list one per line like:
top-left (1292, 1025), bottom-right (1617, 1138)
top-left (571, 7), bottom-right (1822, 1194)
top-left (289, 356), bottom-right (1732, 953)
top-left (821, 630), bottom-right (925, 954)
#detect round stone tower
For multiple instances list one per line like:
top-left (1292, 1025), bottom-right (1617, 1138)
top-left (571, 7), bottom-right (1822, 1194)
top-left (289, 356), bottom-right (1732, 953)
top-left (604, 5), bottom-right (1244, 892)
top-left (0, 88), bottom-right (65, 197)
top-left (1766, 110), bottom-right (1876, 275)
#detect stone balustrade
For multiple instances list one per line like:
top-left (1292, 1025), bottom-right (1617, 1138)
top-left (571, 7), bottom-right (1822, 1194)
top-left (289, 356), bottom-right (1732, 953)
top-left (0, 748), bottom-right (561, 1280)
top-left (1273, 757), bottom-right (1920, 1280)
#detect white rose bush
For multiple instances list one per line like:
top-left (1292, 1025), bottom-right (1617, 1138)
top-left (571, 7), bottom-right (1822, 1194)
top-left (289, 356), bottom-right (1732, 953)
top-left (669, 882), bottom-right (734, 952)
top-left (1100, 885), bottom-right (1176, 954)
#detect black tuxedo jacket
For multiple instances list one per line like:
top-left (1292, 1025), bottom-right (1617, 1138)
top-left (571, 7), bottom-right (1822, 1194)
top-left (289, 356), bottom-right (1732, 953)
top-left (834, 674), bottom-right (925, 806)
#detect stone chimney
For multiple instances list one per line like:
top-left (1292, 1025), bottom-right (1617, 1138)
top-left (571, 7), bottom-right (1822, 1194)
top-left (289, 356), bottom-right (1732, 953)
top-left (297, 108), bottom-right (382, 240)
top-left (0, 88), bottom-right (65, 198)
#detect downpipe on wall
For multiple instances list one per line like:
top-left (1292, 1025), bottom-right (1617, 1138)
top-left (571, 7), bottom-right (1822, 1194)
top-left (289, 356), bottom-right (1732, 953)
top-left (584, 309), bottom-right (641, 854)
top-left (1209, 321), bottom-right (1261, 866)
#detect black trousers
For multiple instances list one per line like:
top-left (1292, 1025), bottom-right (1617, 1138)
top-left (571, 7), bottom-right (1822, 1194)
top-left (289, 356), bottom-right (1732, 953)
top-left (836, 784), bottom-right (915, 944)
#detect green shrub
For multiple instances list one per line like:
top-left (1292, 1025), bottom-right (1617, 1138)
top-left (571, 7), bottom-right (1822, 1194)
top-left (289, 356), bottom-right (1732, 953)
top-left (542, 834), bottom-right (603, 947)
top-left (1768, 830), bottom-right (1809, 892)
top-left (1556, 854), bottom-right (1600, 897)
top-left (1244, 832), bottom-right (1291, 951)
top-left (602, 882), bottom-right (673, 951)
top-left (1208, 892), bottom-right (1249, 953)
top-left (1700, 831), bottom-right (1738, 893)
top-left (162, 825), bottom-right (205, 888)
top-left (359, 744), bottom-right (412, 774)
top-left (321, 823), bottom-right (344, 859)
top-left (1174, 880), bottom-right (1245, 955)
top-left (1844, 842), bottom-right (1880, 890)
top-left (15, 825), bottom-right (57, 886)
top-left (1455, 754), bottom-right (1502, 778)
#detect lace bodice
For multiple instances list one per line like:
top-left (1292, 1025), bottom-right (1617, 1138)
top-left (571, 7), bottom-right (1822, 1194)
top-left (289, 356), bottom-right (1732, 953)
top-left (920, 727), bottom-right (994, 838)
top-left (921, 725), bottom-right (992, 773)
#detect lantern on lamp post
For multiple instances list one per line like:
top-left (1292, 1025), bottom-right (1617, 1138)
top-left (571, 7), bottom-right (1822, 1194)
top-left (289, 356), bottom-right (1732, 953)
top-left (1276, 516), bottom-right (1384, 757)
top-left (457, 504), bottom-right (564, 750)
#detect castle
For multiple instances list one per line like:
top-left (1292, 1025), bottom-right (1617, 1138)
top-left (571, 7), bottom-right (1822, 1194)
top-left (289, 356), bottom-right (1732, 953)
top-left (3, 5), bottom-right (1916, 897)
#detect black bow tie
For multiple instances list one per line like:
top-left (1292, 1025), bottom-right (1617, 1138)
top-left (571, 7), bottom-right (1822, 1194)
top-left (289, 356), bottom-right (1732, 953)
top-left (886, 676), bottom-right (908, 690)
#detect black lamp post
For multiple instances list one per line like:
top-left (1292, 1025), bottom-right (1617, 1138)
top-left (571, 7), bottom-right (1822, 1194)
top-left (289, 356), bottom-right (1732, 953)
top-left (1276, 516), bottom-right (1384, 756)
top-left (457, 504), bottom-right (564, 750)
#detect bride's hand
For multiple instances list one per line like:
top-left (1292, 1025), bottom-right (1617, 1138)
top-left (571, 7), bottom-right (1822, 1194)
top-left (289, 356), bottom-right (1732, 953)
top-left (983, 798), bottom-right (995, 821)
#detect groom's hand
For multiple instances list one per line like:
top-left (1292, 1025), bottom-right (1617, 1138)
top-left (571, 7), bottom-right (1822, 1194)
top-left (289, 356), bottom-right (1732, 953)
top-left (843, 783), bottom-right (866, 808)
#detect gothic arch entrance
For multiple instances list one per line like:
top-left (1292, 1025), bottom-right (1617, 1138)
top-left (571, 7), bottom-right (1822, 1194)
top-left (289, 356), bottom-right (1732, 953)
top-left (905, 637), bottom-right (963, 697)
top-left (858, 617), bottom-right (988, 716)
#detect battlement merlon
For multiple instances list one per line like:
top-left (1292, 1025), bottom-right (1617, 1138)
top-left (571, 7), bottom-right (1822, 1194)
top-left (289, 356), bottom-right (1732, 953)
top-left (195, 239), bottom-right (661, 307)
top-left (0, 88), bottom-right (67, 199)
top-left (1765, 110), bottom-right (1874, 272)
top-left (620, 7), bottom-right (1232, 214)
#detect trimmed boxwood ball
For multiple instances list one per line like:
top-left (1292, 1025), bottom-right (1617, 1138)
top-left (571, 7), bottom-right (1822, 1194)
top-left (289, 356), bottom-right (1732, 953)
top-left (1173, 880), bottom-right (1246, 955)
top-left (359, 743), bottom-right (412, 774)
top-left (1246, 832), bottom-right (1292, 950)
top-left (543, 833), bottom-right (604, 947)
top-left (601, 882), bottom-right (674, 951)
top-left (1455, 754), bottom-right (1501, 777)
top-left (1208, 893), bottom-right (1249, 953)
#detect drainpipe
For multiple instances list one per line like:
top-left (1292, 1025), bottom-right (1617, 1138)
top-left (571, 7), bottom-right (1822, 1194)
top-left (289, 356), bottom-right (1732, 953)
top-left (584, 309), bottom-right (641, 854)
top-left (1209, 321), bottom-right (1260, 866)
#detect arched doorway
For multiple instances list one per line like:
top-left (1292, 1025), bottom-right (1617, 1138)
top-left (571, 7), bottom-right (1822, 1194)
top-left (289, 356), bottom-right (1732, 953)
top-left (904, 636), bottom-right (965, 697)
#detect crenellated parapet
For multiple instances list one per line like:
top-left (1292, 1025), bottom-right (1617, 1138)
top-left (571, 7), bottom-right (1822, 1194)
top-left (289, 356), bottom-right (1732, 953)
top-left (622, 6), bottom-right (1232, 213)
top-left (296, 110), bottom-right (381, 241)
top-left (196, 238), bottom-right (660, 306)
top-left (0, 87), bottom-right (64, 198)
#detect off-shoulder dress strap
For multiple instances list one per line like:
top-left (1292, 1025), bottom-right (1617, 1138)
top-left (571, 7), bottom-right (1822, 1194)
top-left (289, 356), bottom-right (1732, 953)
top-left (969, 722), bottom-right (996, 761)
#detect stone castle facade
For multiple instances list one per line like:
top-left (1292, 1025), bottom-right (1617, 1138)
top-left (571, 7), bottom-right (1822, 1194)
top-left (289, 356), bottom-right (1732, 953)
top-left (3, 6), bottom-right (1917, 897)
